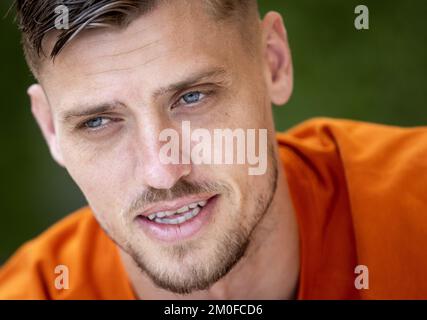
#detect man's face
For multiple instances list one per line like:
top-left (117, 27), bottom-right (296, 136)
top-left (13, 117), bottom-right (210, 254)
top-left (39, 1), bottom-right (280, 293)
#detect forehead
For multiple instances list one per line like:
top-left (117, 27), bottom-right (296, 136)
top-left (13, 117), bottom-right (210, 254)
top-left (41, 1), bottom-right (248, 109)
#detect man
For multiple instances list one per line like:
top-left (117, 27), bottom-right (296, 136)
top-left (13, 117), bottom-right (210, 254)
top-left (0, 0), bottom-right (426, 300)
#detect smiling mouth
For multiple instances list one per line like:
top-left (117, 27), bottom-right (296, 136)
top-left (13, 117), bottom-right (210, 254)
top-left (135, 195), bottom-right (218, 242)
top-left (144, 200), bottom-right (208, 225)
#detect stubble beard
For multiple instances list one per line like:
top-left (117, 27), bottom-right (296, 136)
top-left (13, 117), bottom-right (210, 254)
top-left (109, 145), bottom-right (279, 295)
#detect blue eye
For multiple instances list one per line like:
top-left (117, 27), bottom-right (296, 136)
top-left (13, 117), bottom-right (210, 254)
top-left (181, 91), bottom-right (203, 105)
top-left (84, 117), bottom-right (109, 129)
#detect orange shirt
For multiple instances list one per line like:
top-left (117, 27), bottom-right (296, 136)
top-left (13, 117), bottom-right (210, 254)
top-left (1, 117), bottom-right (426, 299)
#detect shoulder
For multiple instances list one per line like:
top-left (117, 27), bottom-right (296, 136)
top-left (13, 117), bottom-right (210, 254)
top-left (0, 207), bottom-right (111, 299)
top-left (277, 117), bottom-right (427, 187)
top-left (278, 117), bottom-right (427, 298)
top-left (278, 117), bottom-right (427, 154)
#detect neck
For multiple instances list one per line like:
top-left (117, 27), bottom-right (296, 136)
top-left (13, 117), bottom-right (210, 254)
top-left (119, 163), bottom-right (300, 299)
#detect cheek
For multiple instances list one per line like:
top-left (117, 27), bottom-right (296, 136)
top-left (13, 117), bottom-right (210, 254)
top-left (61, 139), bottom-right (135, 210)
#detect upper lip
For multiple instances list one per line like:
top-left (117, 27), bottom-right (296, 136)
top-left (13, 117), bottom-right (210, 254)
top-left (136, 193), bottom-right (216, 218)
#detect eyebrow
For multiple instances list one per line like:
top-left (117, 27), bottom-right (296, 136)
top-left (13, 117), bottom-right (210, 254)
top-left (152, 67), bottom-right (228, 100)
top-left (60, 66), bottom-right (228, 122)
top-left (60, 101), bottom-right (126, 122)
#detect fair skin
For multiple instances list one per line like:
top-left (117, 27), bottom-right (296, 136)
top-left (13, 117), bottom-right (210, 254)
top-left (28, 1), bottom-right (299, 299)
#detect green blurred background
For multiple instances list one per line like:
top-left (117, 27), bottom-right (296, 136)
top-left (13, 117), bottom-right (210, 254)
top-left (1, 0), bottom-right (426, 264)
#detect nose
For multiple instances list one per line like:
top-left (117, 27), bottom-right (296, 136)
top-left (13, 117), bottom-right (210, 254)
top-left (135, 120), bottom-right (191, 190)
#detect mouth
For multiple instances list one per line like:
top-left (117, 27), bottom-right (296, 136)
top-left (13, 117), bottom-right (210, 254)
top-left (135, 195), bottom-right (218, 243)
top-left (145, 199), bottom-right (208, 224)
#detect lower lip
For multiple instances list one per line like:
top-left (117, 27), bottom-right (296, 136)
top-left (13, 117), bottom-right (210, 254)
top-left (135, 196), bottom-right (218, 243)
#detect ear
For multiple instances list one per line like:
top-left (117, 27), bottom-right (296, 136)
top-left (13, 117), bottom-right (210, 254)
top-left (28, 84), bottom-right (65, 167)
top-left (261, 11), bottom-right (294, 106)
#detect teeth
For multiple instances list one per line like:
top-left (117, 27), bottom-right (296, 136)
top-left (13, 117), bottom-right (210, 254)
top-left (146, 200), bottom-right (208, 221)
top-left (176, 205), bottom-right (189, 213)
top-left (191, 206), bottom-right (201, 216)
top-left (164, 210), bottom-right (175, 217)
top-left (156, 211), bottom-right (166, 218)
top-left (176, 216), bottom-right (186, 224)
top-left (155, 207), bottom-right (201, 225)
